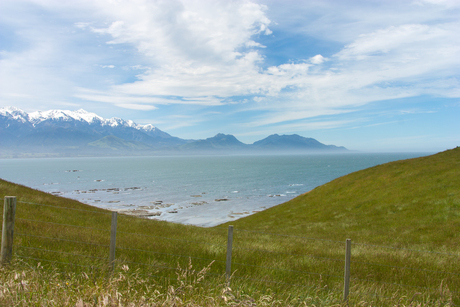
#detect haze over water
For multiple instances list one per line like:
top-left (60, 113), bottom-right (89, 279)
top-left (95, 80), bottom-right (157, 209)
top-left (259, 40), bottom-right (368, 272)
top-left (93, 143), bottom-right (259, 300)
top-left (0, 153), bottom-right (429, 226)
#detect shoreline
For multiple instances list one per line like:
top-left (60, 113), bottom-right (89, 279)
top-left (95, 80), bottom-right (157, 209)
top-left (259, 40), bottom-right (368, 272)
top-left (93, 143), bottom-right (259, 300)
top-left (54, 188), bottom-right (294, 227)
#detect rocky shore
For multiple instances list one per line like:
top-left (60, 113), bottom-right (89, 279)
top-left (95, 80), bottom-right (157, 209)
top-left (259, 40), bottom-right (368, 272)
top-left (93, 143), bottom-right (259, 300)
top-left (49, 184), bottom-right (293, 226)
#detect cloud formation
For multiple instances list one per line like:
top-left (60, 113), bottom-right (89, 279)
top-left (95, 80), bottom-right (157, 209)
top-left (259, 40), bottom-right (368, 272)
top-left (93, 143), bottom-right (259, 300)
top-left (79, 0), bottom-right (274, 107)
top-left (71, 0), bottom-right (460, 119)
top-left (0, 0), bottom-right (459, 150)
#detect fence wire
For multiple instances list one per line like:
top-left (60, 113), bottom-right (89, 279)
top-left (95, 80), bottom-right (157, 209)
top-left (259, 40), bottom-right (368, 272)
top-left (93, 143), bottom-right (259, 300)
top-left (230, 275), bottom-right (343, 292)
top-left (16, 217), bottom-right (109, 232)
top-left (350, 259), bottom-right (460, 276)
top-left (16, 232), bottom-right (110, 247)
top-left (232, 261), bottom-right (344, 279)
top-left (117, 230), bottom-right (223, 247)
top-left (17, 201), bottom-right (112, 215)
top-left (233, 245), bottom-right (344, 262)
top-left (352, 242), bottom-right (460, 257)
top-left (116, 246), bottom-right (223, 264)
top-left (17, 255), bottom-right (100, 269)
top-left (233, 228), bottom-right (344, 244)
top-left (16, 245), bottom-right (108, 260)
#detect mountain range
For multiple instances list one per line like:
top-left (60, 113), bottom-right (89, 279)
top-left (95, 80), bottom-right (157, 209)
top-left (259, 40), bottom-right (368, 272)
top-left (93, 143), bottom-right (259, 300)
top-left (0, 107), bottom-right (347, 157)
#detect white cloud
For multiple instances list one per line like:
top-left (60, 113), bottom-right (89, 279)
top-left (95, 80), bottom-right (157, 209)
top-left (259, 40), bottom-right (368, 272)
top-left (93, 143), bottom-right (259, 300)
top-left (75, 88), bottom-right (223, 107)
top-left (66, 0), bottom-right (277, 109)
top-left (115, 103), bottom-right (157, 111)
top-left (274, 119), bottom-right (357, 132)
top-left (89, 0), bottom-right (271, 64)
top-left (310, 54), bottom-right (326, 64)
top-left (74, 22), bottom-right (91, 29)
top-left (415, 0), bottom-right (460, 7)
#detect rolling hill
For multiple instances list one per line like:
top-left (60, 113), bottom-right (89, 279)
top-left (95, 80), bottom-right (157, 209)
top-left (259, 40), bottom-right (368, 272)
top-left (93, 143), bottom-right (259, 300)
top-left (227, 147), bottom-right (460, 246)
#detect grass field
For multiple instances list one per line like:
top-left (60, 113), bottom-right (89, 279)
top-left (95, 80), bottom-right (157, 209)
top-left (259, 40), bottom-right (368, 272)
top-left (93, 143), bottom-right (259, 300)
top-left (0, 147), bottom-right (459, 306)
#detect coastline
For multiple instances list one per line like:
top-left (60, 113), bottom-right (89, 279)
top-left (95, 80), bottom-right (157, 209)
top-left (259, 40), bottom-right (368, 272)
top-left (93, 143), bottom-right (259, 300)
top-left (0, 153), bottom-right (431, 227)
top-left (59, 188), bottom-right (293, 227)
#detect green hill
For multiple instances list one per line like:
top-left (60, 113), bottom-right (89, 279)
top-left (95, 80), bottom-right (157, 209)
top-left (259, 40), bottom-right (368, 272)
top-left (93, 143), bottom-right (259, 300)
top-left (0, 147), bottom-right (459, 306)
top-left (228, 147), bottom-right (460, 246)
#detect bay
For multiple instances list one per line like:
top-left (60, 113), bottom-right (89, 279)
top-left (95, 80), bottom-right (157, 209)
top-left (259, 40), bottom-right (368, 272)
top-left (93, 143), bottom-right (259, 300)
top-left (0, 152), bottom-right (430, 227)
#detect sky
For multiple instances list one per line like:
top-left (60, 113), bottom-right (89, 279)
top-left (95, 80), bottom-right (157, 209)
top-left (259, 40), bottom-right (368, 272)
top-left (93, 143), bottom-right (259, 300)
top-left (0, 0), bottom-right (459, 152)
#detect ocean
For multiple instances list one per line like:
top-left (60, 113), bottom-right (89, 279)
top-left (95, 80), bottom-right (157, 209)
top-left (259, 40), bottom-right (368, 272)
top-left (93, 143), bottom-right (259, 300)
top-left (0, 152), bottom-right (429, 227)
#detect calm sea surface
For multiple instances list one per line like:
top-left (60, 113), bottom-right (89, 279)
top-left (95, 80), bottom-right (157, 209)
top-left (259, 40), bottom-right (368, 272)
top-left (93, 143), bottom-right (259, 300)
top-left (0, 153), bottom-right (430, 226)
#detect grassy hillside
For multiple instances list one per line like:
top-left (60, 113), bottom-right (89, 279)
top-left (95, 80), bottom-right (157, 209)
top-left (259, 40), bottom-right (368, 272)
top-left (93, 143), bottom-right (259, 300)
top-left (228, 147), bottom-right (460, 247)
top-left (0, 148), bottom-right (459, 306)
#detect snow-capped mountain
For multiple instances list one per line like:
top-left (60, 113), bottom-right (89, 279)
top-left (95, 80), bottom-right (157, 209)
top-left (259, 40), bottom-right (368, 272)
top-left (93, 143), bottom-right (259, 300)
top-left (0, 106), bottom-right (29, 123)
top-left (28, 109), bottom-right (104, 125)
top-left (0, 106), bottom-right (185, 152)
top-left (1, 106), bottom-right (164, 134)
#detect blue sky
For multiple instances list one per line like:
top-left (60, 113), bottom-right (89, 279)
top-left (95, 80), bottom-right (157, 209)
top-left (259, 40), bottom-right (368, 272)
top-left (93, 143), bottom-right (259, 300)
top-left (0, 0), bottom-right (459, 152)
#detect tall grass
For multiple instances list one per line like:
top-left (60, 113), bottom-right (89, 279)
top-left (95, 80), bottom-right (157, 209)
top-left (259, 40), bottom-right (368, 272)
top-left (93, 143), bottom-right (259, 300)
top-left (1, 259), bottom-right (348, 306)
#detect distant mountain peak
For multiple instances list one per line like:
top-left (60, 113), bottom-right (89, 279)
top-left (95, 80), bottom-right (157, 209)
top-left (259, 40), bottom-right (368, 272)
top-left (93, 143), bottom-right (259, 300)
top-left (27, 108), bottom-right (104, 125)
top-left (0, 106), bottom-right (29, 122)
top-left (140, 124), bottom-right (157, 132)
top-left (253, 134), bottom-right (346, 151)
top-left (180, 133), bottom-right (248, 151)
top-left (208, 133), bottom-right (245, 145)
top-left (1, 106), bottom-right (22, 113)
top-left (210, 133), bottom-right (236, 139)
top-left (0, 106), bottom-right (160, 131)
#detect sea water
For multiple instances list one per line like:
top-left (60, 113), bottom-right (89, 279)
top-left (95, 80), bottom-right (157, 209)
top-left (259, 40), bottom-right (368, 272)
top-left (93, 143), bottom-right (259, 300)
top-left (0, 153), bottom-right (429, 227)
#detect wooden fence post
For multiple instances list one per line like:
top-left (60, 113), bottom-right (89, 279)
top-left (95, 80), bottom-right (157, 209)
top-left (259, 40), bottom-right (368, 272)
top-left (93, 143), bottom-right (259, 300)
top-left (226, 225), bottom-right (234, 282)
top-left (1, 196), bottom-right (17, 265)
top-left (109, 212), bottom-right (117, 272)
top-left (343, 238), bottom-right (351, 302)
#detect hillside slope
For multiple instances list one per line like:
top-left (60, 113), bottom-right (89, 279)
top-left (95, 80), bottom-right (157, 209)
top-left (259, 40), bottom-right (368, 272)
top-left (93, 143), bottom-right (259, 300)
top-left (228, 147), bottom-right (460, 246)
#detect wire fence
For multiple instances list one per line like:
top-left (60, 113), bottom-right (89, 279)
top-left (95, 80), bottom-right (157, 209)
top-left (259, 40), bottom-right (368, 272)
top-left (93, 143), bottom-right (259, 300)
top-left (1, 196), bottom-right (459, 305)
